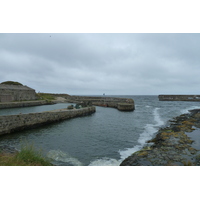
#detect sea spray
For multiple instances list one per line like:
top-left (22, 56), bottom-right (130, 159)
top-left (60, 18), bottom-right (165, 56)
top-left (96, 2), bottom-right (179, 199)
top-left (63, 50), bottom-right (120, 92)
top-left (89, 157), bottom-right (121, 166)
top-left (47, 150), bottom-right (83, 166)
top-left (119, 107), bottom-right (164, 161)
top-left (181, 105), bottom-right (200, 114)
top-left (89, 107), bottom-right (165, 166)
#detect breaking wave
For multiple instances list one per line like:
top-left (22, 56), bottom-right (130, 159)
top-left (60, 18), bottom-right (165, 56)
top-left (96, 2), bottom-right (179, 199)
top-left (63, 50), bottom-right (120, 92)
top-left (89, 107), bottom-right (164, 166)
top-left (89, 157), bottom-right (121, 166)
top-left (47, 150), bottom-right (83, 166)
top-left (181, 105), bottom-right (200, 114)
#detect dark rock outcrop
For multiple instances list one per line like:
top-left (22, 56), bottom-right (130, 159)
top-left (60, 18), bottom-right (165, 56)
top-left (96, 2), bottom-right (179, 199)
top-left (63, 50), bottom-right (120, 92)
top-left (120, 109), bottom-right (200, 166)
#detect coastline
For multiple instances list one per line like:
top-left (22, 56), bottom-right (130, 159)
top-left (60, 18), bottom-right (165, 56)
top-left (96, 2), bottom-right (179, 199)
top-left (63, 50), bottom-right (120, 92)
top-left (120, 109), bottom-right (200, 166)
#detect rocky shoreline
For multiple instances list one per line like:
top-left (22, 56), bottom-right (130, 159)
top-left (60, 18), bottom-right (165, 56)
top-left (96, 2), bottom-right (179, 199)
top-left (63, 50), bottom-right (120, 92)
top-left (120, 109), bottom-right (200, 166)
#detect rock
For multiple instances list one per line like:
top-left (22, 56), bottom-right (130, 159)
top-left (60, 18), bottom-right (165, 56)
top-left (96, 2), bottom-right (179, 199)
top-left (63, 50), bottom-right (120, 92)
top-left (120, 109), bottom-right (200, 166)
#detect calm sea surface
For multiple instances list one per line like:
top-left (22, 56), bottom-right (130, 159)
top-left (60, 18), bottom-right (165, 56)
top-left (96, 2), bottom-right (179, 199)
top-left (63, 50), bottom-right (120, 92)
top-left (1, 95), bottom-right (200, 166)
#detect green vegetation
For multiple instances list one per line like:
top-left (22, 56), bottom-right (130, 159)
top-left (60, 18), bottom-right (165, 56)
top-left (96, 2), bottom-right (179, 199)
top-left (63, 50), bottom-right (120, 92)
top-left (1, 81), bottom-right (23, 85)
top-left (37, 93), bottom-right (56, 101)
top-left (0, 143), bottom-right (52, 166)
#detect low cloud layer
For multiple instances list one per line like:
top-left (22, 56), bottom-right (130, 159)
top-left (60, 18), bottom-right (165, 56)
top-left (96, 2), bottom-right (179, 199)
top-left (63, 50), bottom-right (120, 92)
top-left (1, 33), bottom-right (200, 95)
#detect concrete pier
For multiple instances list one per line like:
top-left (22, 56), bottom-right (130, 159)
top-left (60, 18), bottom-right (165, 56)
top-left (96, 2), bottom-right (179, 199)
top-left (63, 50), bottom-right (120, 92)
top-left (65, 96), bottom-right (135, 111)
top-left (0, 106), bottom-right (96, 136)
top-left (159, 95), bottom-right (200, 101)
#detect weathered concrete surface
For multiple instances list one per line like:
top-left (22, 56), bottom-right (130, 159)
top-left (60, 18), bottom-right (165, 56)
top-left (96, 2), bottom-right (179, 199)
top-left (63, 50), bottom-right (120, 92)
top-left (0, 100), bottom-right (54, 109)
top-left (159, 95), bottom-right (200, 101)
top-left (65, 95), bottom-right (135, 111)
top-left (120, 109), bottom-right (200, 166)
top-left (0, 106), bottom-right (96, 136)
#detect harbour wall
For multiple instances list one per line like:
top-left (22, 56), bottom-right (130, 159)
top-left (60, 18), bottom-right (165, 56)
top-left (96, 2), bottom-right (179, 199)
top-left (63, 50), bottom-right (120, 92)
top-left (0, 106), bottom-right (96, 136)
top-left (159, 95), bottom-right (200, 101)
top-left (65, 96), bottom-right (135, 111)
top-left (0, 100), bottom-right (54, 109)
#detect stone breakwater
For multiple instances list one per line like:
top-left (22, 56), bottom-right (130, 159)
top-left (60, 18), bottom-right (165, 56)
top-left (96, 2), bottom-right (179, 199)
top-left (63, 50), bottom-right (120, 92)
top-left (0, 100), bottom-right (54, 109)
top-left (120, 109), bottom-right (200, 166)
top-left (159, 95), bottom-right (200, 101)
top-left (0, 106), bottom-right (96, 136)
top-left (65, 96), bottom-right (135, 111)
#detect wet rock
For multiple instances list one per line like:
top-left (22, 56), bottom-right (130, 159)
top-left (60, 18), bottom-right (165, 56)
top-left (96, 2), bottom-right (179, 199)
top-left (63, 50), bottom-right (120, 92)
top-left (120, 109), bottom-right (200, 166)
top-left (120, 154), bottom-right (140, 166)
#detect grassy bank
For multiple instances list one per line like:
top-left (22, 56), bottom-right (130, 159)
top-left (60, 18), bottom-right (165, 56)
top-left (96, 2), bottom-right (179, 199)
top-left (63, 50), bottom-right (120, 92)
top-left (37, 93), bottom-right (56, 101)
top-left (0, 144), bottom-right (52, 166)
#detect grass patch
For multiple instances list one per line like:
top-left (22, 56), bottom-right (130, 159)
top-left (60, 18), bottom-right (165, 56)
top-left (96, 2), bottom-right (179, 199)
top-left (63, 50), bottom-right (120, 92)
top-left (0, 143), bottom-right (52, 166)
top-left (1, 81), bottom-right (23, 85)
top-left (37, 93), bottom-right (55, 101)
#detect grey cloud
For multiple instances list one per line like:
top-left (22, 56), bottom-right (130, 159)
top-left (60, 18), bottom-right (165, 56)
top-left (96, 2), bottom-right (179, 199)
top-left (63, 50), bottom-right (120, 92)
top-left (1, 33), bottom-right (200, 95)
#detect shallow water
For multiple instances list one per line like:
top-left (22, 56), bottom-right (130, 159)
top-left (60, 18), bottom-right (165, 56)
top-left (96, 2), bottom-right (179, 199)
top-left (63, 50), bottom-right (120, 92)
top-left (1, 96), bottom-right (200, 165)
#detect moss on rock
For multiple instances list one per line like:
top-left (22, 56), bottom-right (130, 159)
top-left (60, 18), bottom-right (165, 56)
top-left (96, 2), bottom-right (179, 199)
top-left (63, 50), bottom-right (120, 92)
top-left (120, 109), bottom-right (200, 166)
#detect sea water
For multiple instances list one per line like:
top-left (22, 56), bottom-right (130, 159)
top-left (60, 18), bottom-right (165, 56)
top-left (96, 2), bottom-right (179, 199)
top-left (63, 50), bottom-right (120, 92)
top-left (0, 95), bottom-right (200, 166)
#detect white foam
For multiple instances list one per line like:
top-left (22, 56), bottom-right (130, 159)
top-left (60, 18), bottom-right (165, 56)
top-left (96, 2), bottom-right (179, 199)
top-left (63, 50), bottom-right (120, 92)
top-left (90, 107), bottom-right (165, 166)
top-left (181, 106), bottom-right (200, 114)
top-left (137, 125), bottom-right (156, 144)
top-left (89, 157), bottom-right (121, 166)
top-left (154, 108), bottom-right (165, 126)
top-left (47, 150), bottom-right (83, 166)
top-left (118, 145), bottom-right (141, 160)
top-left (119, 107), bottom-right (164, 160)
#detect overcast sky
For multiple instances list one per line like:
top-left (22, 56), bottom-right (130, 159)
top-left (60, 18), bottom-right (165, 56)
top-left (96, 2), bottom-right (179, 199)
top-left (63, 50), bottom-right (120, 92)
top-left (1, 33), bottom-right (200, 95)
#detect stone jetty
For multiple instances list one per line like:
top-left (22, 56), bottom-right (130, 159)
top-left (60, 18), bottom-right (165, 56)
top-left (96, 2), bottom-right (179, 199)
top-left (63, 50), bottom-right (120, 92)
top-left (120, 109), bottom-right (200, 166)
top-left (159, 95), bottom-right (200, 101)
top-left (0, 106), bottom-right (96, 136)
top-left (65, 95), bottom-right (135, 111)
